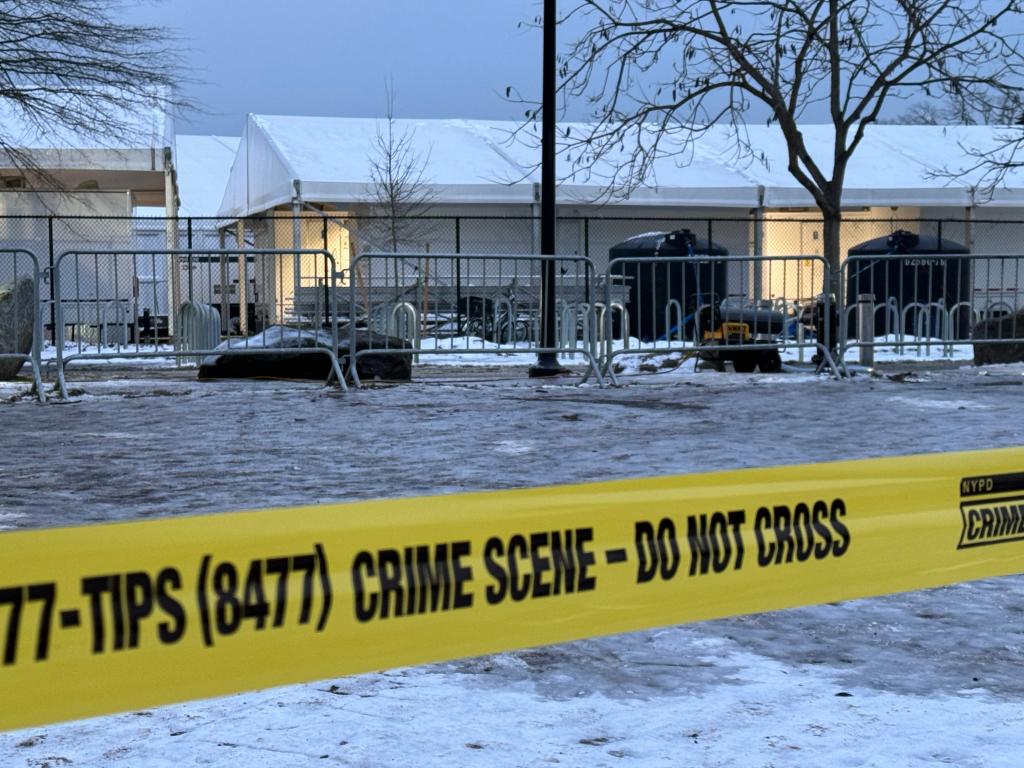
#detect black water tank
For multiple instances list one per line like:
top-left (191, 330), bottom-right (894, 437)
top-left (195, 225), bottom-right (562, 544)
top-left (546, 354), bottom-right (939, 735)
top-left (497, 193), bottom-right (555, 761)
top-left (845, 230), bottom-right (971, 338)
top-left (608, 229), bottom-right (729, 341)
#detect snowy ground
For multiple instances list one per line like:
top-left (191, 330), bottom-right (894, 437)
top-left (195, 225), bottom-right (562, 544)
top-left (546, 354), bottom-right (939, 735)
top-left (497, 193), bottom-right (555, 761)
top-left (1, 362), bottom-right (1023, 766)
top-left (40, 342), bottom-right (179, 367)
top-left (29, 332), bottom-right (979, 376)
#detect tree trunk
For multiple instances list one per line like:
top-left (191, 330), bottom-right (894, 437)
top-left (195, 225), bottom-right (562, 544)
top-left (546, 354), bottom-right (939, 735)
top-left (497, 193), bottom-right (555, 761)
top-left (821, 207), bottom-right (842, 298)
top-left (819, 206), bottom-right (843, 357)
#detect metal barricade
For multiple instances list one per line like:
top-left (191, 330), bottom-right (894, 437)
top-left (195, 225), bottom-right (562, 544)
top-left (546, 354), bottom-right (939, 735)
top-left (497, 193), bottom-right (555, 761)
top-left (600, 254), bottom-right (840, 383)
top-left (839, 254), bottom-right (1024, 364)
top-left (346, 252), bottom-right (603, 386)
top-left (0, 249), bottom-right (45, 402)
top-left (52, 249), bottom-right (346, 397)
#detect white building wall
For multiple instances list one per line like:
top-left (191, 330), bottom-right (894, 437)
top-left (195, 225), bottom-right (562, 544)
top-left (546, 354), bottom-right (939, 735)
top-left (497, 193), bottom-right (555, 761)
top-left (958, 208), bottom-right (1024, 315)
top-left (0, 190), bottom-right (138, 327)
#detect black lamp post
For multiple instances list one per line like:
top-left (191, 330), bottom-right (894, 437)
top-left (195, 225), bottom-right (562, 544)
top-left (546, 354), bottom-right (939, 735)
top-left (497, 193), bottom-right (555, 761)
top-left (529, 0), bottom-right (563, 378)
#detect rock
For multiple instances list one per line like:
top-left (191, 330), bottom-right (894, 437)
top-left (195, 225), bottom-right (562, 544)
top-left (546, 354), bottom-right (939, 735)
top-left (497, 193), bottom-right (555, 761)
top-left (197, 326), bottom-right (412, 381)
top-left (973, 311), bottom-right (1024, 365)
top-left (0, 277), bottom-right (36, 380)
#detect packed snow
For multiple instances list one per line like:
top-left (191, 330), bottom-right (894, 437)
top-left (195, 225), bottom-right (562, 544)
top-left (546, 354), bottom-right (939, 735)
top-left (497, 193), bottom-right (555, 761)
top-left (25, 331), bottom-right (983, 386)
top-left (1, 362), bottom-right (1023, 766)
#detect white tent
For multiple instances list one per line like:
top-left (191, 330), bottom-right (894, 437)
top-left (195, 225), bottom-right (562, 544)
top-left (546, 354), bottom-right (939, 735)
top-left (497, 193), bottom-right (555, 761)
top-left (216, 114), bottom-right (1024, 219)
top-left (217, 114), bottom-right (763, 218)
top-left (174, 135), bottom-right (240, 217)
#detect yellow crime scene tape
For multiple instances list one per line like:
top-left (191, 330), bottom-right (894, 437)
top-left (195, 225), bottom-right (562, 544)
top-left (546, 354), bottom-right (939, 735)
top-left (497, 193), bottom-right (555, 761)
top-left (1, 446), bottom-right (1023, 731)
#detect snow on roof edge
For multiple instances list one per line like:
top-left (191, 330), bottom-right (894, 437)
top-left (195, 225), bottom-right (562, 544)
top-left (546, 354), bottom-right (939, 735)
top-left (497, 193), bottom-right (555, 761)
top-left (213, 117), bottom-right (1024, 218)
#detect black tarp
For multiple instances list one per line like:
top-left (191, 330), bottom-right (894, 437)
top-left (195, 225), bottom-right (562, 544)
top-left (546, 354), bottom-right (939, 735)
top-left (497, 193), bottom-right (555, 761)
top-left (845, 230), bottom-right (971, 338)
top-left (198, 326), bottom-right (412, 381)
top-left (609, 229), bottom-right (729, 341)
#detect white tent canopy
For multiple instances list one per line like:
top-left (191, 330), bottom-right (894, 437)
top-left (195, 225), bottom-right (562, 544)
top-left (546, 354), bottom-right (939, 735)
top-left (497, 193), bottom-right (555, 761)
top-left (174, 135), bottom-right (239, 216)
top-left (216, 114), bottom-right (1024, 219)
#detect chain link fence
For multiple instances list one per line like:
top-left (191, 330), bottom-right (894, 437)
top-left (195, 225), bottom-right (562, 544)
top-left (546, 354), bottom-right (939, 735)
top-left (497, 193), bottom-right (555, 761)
top-left (1, 213), bottom-right (1022, 383)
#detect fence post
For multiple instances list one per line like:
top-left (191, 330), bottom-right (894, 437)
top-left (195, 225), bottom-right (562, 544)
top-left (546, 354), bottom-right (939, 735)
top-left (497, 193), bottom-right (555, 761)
top-left (186, 217), bottom-right (194, 301)
top-left (752, 204), bottom-right (764, 302)
top-left (235, 221), bottom-right (248, 335)
top-left (455, 217), bottom-right (463, 336)
top-left (292, 200), bottom-right (303, 321)
top-left (44, 216), bottom-right (56, 342)
top-left (857, 293), bottom-right (875, 367)
top-left (164, 150), bottom-right (181, 340)
top-left (218, 228), bottom-right (229, 335)
top-left (322, 217), bottom-right (330, 327)
top-left (166, 221), bottom-right (180, 340)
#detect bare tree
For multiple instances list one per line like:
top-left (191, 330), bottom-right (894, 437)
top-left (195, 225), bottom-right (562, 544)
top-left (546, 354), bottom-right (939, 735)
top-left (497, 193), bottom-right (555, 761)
top-left (928, 90), bottom-right (1024, 193)
top-left (881, 94), bottom-right (1024, 125)
top-left (976, 92), bottom-right (1024, 125)
top-left (366, 81), bottom-right (435, 254)
top-left (878, 102), bottom-right (954, 125)
top-left (549, 0), bottom-right (1024, 299)
top-left (364, 81), bottom-right (437, 331)
top-left (0, 0), bottom-right (186, 185)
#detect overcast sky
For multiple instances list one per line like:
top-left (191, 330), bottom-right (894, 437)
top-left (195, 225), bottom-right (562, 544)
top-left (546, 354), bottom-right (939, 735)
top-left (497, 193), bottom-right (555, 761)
top-left (127, 0), bottom-right (1023, 139)
top-left (127, 0), bottom-right (548, 136)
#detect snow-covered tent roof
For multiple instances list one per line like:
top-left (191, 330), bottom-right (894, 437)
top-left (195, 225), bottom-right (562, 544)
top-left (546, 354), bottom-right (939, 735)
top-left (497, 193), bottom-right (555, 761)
top-left (217, 115), bottom-right (1024, 218)
top-left (217, 114), bottom-right (760, 217)
top-left (0, 97), bottom-right (174, 173)
top-left (712, 124), bottom-right (1024, 208)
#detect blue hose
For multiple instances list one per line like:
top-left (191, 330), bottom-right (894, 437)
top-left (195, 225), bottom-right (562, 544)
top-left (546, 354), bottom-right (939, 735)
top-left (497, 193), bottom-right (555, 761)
top-left (658, 239), bottom-right (705, 342)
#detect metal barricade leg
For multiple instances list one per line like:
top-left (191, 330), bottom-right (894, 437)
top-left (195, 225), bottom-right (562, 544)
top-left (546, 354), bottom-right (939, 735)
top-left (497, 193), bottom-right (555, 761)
top-left (857, 293), bottom-right (875, 368)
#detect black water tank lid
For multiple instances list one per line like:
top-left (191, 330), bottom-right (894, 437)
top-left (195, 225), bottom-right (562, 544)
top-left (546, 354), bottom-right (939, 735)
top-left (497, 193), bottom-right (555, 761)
top-left (609, 228), bottom-right (729, 257)
top-left (847, 229), bottom-right (969, 255)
